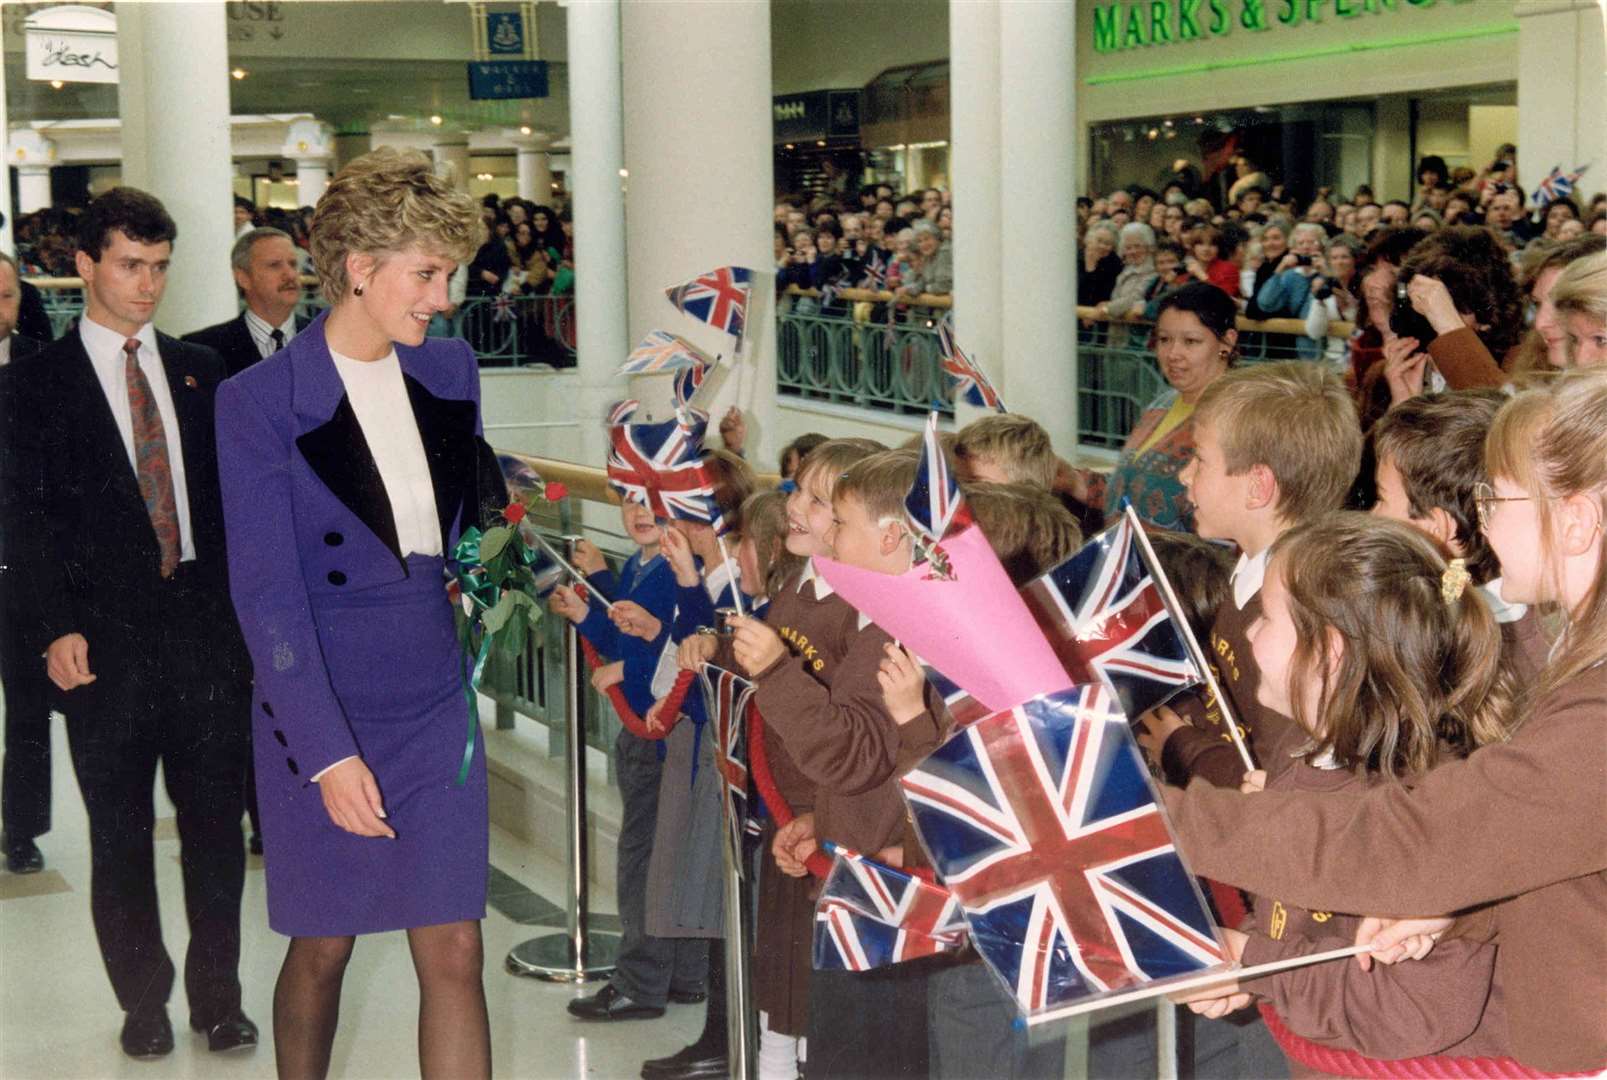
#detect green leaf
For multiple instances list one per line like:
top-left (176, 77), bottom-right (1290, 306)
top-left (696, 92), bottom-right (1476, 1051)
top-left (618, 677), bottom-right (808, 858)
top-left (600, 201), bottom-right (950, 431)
top-left (525, 603), bottom-right (544, 630)
top-left (481, 593), bottom-right (516, 635)
top-left (500, 614), bottom-right (528, 658)
top-left (478, 525), bottom-right (512, 564)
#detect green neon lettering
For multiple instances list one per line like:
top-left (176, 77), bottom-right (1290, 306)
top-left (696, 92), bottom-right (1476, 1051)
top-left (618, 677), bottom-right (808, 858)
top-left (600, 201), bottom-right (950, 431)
top-left (1093, 3), bottom-right (1121, 51)
top-left (1124, 3), bottom-right (1149, 46)
top-left (1179, 0), bottom-right (1203, 37)
top-left (1151, 0), bottom-right (1174, 42)
top-left (1335, 0), bottom-right (1359, 16)
top-left (1277, 0), bottom-right (1299, 25)
top-left (1242, 0), bottom-right (1269, 30)
top-left (1305, 0), bottom-right (1323, 20)
top-left (1208, 0), bottom-right (1231, 33)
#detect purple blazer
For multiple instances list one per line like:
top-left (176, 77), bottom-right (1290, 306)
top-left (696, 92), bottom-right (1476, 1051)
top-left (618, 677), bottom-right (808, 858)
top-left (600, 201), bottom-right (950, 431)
top-left (214, 311), bottom-right (503, 786)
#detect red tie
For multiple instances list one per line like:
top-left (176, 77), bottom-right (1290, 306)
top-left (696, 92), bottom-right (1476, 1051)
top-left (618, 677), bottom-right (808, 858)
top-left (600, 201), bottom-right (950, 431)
top-left (124, 338), bottom-right (181, 578)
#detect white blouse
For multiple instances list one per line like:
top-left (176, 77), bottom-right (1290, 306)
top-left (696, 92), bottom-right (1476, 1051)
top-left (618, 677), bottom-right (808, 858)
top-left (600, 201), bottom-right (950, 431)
top-left (330, 348), bottom-right (442, 558)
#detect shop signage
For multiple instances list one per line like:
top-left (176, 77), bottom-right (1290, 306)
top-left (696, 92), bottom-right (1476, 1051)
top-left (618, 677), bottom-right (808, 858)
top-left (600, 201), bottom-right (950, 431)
top-left (773, 89), bottom-right (861, 144)
top-left (467, 59), bottom-right (549, 100)
top-left (1091, 0), bottom-right (1467, 54)
top-left (24, 4), bottom-right (118, 85)
top-left (486, 10), bottom-right (524, 55)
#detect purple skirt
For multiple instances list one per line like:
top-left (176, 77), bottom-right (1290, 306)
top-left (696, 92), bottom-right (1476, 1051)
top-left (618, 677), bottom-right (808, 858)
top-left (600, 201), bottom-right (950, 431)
top-left (257, 555), bottom-right (488, 937)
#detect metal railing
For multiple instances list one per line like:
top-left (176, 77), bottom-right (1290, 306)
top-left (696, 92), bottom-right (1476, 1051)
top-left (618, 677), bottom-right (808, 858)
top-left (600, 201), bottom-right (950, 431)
top-left (22, 276), bottom-right (577, 369)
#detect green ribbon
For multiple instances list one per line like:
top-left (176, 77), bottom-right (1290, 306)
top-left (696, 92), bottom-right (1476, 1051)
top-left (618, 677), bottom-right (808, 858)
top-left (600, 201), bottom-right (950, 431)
top-left (450, 527), bottom-right (499, 788)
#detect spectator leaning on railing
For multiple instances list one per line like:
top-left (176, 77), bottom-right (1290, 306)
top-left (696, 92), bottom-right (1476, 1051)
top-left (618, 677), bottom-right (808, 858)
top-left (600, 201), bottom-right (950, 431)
top-left (1079, 222), bottom-right (1122, 306)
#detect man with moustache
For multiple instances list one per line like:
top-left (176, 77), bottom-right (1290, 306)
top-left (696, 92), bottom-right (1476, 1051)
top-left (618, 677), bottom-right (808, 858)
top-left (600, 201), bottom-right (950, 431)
top-left (8, 187), bottom-right (256, 1059)
top-left (184, 227), bottom-right (311, 377)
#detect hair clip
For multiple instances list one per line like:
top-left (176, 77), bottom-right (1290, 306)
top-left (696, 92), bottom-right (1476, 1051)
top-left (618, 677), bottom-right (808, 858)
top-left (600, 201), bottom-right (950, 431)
top-left (1441, 558), bottom-right (1471, 605)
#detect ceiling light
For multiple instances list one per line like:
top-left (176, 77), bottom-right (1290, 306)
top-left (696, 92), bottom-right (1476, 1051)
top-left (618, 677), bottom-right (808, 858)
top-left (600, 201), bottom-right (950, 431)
top-left (429, 114), bottom-right (443, 125)
top-left (231, 68), bottom-right (247, 80)
top-left (49, 79), bottom-right (64, 89)
top-left (520, 125), bottom-right (532, 135)
top-left (618, 168), bottom-right (629, 178)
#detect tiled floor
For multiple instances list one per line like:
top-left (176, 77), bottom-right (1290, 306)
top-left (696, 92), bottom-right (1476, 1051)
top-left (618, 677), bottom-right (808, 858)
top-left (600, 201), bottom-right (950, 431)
top-left (0, 715), bottom-right (703, 1080)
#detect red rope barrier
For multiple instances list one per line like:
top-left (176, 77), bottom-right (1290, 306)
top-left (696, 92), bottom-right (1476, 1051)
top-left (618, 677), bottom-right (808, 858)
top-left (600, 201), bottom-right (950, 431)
top-left (577, 634), bottom-right (696, 742)
top-left (1257, 1003), bottom-right (1594, 1079)
top-left (747, 701), bottom-right (834, 880)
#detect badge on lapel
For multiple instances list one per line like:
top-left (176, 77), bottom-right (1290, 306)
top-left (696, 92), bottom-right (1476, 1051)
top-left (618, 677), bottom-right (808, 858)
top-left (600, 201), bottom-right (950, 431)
top-left (183, 375), bottom-right (199, 389)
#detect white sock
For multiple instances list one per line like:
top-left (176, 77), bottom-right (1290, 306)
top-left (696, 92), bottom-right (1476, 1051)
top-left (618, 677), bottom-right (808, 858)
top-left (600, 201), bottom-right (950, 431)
top-left (758, 1015), bottom-right (802, 1080)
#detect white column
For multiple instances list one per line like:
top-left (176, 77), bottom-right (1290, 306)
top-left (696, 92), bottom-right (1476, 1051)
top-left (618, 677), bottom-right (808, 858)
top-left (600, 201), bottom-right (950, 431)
top-left (948, 0), bottom-right (1003, 430)
top-left (1516, 0), bottom-right (1606, 201)
top-left (511, 130), bottom-right (555, 203)
top-left (0, 19), bottom-right (11, 255)
top-left (8, 131), bottom-right (57, 214)
top-left (567, 0), bottom-right (630, 469)
top-left (1370, 96), bottom-right (1411, 203)
top-left (998, 0), bottom-right (1077, 453)
top-left (116, 2), bottom-right (237, 334)
top-left (283, 118), bottom-right (335, 208)
top-left (620, 0), bottom-right (776, 466)
top-left (432, 137), bottom-right (471, 191)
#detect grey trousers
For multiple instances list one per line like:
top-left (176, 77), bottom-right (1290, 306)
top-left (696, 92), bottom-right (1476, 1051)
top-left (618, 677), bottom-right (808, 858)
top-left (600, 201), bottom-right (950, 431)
top-left (611, 730), bottom-right (707, 1006)
top-left (929, 960), bottom-right (1067, 1079)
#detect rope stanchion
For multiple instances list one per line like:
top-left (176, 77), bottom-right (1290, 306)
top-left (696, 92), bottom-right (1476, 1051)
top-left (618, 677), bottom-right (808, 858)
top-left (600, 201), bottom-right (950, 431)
top-left (1257, 1003), bottom-right (1594, 1079)
top-left (576, 635), bottom-right (696, 740)
top-left (747, 701), bottom-right (835, 880)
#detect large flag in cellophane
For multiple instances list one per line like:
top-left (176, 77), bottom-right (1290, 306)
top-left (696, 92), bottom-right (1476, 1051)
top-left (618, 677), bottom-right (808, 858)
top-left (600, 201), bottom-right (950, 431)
top-left (901, 685), bottom-right (1229, 1022)
top-left (1019, 514), bottom-right (1205, 721)
top-left (697, 662), bottom-right (759, 872)
top-left (813, 846), bottom-right (969, 972)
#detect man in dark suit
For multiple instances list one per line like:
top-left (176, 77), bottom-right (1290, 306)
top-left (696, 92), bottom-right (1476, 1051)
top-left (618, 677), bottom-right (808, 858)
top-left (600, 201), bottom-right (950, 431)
top-left (8, 188), bottom-right (258, 1059)
top-left (1, 250), bottom-right (51, 874)
top-left (183, 226), bottom-right (311, 377)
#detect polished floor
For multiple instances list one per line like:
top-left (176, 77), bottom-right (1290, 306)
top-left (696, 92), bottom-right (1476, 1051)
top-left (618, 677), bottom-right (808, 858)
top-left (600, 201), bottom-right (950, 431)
top-left (0, 715), bottom-right (704, 1080)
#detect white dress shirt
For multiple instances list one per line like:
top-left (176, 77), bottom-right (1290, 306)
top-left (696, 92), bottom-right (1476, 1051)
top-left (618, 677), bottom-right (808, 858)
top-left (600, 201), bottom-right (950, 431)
top-left (329, 348), bottom-right (442, 558)
top-left (243, 307), bottom-right (299, 359)
top-left (1230, 547), bottom-right (1270, 611)
top-left (0, 335), bottom-right (12, 367)
top-left (79, 316), bottom-right (196, 562)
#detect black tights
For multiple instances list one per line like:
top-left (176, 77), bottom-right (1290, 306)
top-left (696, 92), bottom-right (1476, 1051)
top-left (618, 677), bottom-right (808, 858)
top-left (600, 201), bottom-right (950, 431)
top-left (272, 921), bottom-right (491, 1080)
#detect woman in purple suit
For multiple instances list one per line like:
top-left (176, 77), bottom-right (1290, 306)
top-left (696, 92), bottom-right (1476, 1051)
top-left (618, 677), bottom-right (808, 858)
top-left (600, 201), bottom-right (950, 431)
top-left (216, 149), bottom-right (503, 1079)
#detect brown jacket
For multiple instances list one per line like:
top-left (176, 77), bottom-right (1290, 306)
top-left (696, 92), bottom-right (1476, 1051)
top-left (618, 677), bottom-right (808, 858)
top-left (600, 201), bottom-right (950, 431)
top-left (1161, 590), bottom-right (1303, 788)
top-left (1166, 662), bottom-right (1607, 1074)
top-left (1238, 761), bottom-right (1508, 1063)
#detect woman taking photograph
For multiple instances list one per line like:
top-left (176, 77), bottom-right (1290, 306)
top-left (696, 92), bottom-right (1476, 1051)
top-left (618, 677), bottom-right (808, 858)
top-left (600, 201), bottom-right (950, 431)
top-left (216, 148), bottom-right (503, 1080)
top-left (1060, 282), bottom-right (1237, 531)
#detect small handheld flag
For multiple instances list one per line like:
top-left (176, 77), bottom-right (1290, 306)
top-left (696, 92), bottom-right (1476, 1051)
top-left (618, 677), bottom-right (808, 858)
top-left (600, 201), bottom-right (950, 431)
top-left (938, 321), bottom-right (1005, 412)
top-left (903, 412), bottom-right (973, 579)
top-left (619, 330), bottom-right (710, 376)
top-left (665, 266), bottom-right (753, 340)
top-left (813, 845), bottom-right (968, 972)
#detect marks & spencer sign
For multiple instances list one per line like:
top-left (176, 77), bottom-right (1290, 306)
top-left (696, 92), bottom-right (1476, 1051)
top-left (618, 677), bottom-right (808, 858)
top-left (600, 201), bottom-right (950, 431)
top-left (1091, 0), bottom-right (1467, 53)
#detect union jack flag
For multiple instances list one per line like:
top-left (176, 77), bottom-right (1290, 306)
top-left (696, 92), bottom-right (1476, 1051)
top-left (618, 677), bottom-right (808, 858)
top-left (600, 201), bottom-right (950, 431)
top-left (698, 662), bottom-right (759, 869)
top-left (606, 403), bottom-right (723, 528)
top-left (619, 330), bottom-right (709, 376)
top-left (923, 663), bottom-right (991, 732)
top-left (938, 321), bottom-right (1005, 412)
top-left (901, 686), bottom-right (1227, 1018)
top-left (491, 293), bottom-right (516, 323)
top-left (905, 411), bottom-right (972, 544)
top-left (1533, 164), bottom-right (1589, 209)
top-left (1019, 516), bottom-right (1202, 721)
top-left (859, 249), bottom-right (888, 291)
top-left (672, 361), bottom-right (707, 410)
top-left (813, 846), bottom-right (969, 972)
top-left (665, 266), bottom-right (753, 340)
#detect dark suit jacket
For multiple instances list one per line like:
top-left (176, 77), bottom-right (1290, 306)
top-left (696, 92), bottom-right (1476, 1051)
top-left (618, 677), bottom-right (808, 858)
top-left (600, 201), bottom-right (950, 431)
top-left (16, 281), bottom-right (52, 344)
top-left (7, 330), bottom-right (246, 680)
top-left (183, 311), bottom-right (313, 378)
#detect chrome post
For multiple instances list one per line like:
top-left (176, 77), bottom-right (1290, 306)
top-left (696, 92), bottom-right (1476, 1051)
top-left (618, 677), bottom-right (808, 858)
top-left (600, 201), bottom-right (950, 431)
top-left (506, 535), bottom-right (620, 981)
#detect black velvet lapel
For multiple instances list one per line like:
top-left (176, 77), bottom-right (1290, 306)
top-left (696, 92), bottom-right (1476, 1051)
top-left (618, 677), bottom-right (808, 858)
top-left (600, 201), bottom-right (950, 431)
top-left (295, 395), bottom-right (403, 566)
top-left (404, 374), bottom-right (479, 550)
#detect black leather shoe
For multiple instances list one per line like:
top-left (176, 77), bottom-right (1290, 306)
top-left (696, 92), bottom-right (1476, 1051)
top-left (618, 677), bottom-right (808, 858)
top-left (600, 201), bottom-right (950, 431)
top-left (1, 833), bottom-right (44, 874)
top-left (567, 983), bottom-right (665, 1021)
top-left (120, 1009), bottom-right (174, 1059)
top-left (190, 1009), bottom-right (259, 1052)
top-left (666, 987), bottom-right (707, 1005)
top-left (642, 1042), bottom-right (728, 1079)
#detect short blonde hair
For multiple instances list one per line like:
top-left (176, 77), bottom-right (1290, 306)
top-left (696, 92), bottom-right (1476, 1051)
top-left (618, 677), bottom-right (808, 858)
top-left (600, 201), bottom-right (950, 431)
top-left (309, 147), bottom-right (484, 303)
top-left (793, 437), bottom-right (885, 501)
top-left (1550, 250), bottom-right (1607, 327)
top-left (1195, 362), bottom-right (1360, 523)
top-left (835, 450), bottom-right (919, 523)
top-left (954, 414), bottom-right (1057, 490)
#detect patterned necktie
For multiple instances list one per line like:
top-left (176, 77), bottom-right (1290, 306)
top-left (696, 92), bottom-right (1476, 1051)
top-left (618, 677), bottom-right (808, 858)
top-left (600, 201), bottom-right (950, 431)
top-left (270, 328), bottom-right (285, 355)
top-left (124, 338), bottom-right (181, 578)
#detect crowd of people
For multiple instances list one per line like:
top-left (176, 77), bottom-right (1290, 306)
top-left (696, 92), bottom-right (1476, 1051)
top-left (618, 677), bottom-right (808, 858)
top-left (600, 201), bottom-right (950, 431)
top-left (774, 182), bottom-right (954, 316)
top-left (2, 138), bottom-right (1606, 1080)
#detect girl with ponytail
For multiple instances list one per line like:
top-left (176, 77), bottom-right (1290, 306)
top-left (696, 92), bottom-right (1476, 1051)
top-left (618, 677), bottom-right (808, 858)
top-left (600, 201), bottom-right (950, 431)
top-left (1179, 513), bottom-right (1515, 1068)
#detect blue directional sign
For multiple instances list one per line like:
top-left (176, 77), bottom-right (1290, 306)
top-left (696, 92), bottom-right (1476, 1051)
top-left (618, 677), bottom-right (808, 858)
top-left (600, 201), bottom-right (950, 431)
top-left (467, 60), bottom-right (549, 101)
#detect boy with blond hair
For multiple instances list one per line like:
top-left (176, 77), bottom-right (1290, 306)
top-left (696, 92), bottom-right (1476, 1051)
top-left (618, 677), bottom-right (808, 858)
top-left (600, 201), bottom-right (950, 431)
top-left (952, 413), bottom-right (1058, 489)
top-left (1143, 361), bottom-right (1361, 786)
